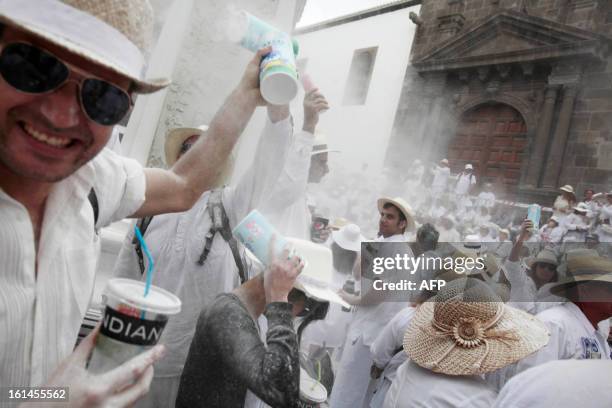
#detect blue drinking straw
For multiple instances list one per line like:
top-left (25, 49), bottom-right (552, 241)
top-left (134, 225), bottom-right (155, 297)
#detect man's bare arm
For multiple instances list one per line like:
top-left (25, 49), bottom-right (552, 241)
top-left (132, 48), bottom-right (271, 218)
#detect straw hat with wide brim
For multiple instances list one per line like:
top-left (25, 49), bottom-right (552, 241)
top-left (560, 185), bottom-right (576, 195)
top-left (377, 197), bottom-right (416, 231)
top-left (165, 125), bottom-right (234, 186)
top-left (164, 125), bottom-right (209, 166)
top-left (549, 255), bottom-right (612, 298)
top-left (332, 224), bottom-right (364, 252)
top-left (403, 278), bottom-right (549, 376)
top-left (0, 0), bottom-right (170, 94)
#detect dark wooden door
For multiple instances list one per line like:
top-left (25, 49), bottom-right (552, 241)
top-left (448, 103), bottom-right (527, 195)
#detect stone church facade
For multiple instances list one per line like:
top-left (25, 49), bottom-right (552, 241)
top-left (387, 0), bottom-right (612, 203)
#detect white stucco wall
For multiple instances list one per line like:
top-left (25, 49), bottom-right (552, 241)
top-left (292, 6), bottom-right (419, 174)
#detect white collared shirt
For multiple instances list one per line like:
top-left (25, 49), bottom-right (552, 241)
top-left (494, 360), bottom-right (612, 408)
top-left (502, 260), bottom-right (564, 315)
top-left (383, 361), bottom-right (496, 408)
top-left (259, 129), bottom-right (315, 240)
top-left (0, 148), bottom-right (145, 388)
top-left (486, 302), bottom-right (611, 391)
top-left (370, 306), bottom-right (415, 382)
top-left (522, 302), bottom-right (611, 364)
top-left (348, 235), bottom-right (412, 346)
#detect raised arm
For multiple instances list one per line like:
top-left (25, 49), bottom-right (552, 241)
top-left (222, 104), bottom-right (293, 226)
top-left (132, 48), bottom-right (271, 218)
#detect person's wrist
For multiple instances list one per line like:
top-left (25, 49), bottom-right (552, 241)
top-left (303, 121), bottom-right (316, 134)
top-left (233, 86), bottom-right (260, 108)
top-left (267, 105), bottom-right (290, 123)
top-left (269, 292), bottom-right (289, 303)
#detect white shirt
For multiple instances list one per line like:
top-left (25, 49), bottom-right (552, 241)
top-left (563, 213), bottom-right (590, 242)
top-left (113, 118), bottom-right (297, 377)
top-left (437, 227), bottom-right (461, 243)
top-left (523, 302), bottom-right (611, 364)
top-left (370, 307), bottom-right (415, 383)
top-left (478, 191), bottom-right (496, 208)
top-left (494, 360), bottom-right (612, 408)
top-left (539, 225), bottom-right (564, 243)
top-left (0, 148), bottom-right (145, 388)
top-left (502, 260), bottom-right (564, 315)
top-left (431, 166), bottom-right (450, 191)
top-left (348, 235), bottom-right (413, 346)
top-left (383, 361), bottom-right (497, 408)
top-left (259, 129), bottom-right (315, 239)
top-left (455, 172), bottom-right (476, 195)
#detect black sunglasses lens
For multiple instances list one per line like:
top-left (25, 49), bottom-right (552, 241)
top-left (81, 79), bottom-right (130, 126)
top-left (0, 43), bottom-right (68, 93)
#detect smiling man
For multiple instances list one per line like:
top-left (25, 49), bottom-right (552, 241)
top-left (0, 0), bottom-right (269, 406)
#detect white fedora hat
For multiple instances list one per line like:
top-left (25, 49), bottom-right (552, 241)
top-left (465, 163), bottom-right (474, 170)
top-left (332, 224), bottom-right (364, 252)
top-left (311, 131), bottom-right (340, 156)
top-left (573, 202), bottom-right (589, 213)
top-left (0, 0), bottom-right (170, 94)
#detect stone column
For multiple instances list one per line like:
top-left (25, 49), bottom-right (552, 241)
top-left (541, 84), bottom-right (579, 188)
top-left (524, 85), bottom-right (559, 187)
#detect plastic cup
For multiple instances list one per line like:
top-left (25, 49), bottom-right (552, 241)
top-left (232, 210), bottom-right (289, 266)
top-left (87, 278), bottom-right (181, 374)
top-left (298, 372), bottom-right (328, 407)
top-left (234, 11), bottom-right (299, 105)
top-left (527, 203), bottom-right (541, 228)
top-left (259, 32), bottom-right (299, 105)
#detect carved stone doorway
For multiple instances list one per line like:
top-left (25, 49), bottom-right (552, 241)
top-left (449, 103), bottom-right (528, 195)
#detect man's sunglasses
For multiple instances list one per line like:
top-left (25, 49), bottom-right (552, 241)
top-left (0, 42), bottom-right (132, 126)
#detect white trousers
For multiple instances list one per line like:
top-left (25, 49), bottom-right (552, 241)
top-left (329, 336), bottom-right (373, 408)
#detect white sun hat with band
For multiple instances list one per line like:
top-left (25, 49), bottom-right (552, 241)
top-left (0, 0), bottom-right (170, 93)
top-left (403, 278), bottom-right (549, 376)
top-left (332, 224), bottom-right (364, 252)
top-left (311, 131), bottom-right (340, 156)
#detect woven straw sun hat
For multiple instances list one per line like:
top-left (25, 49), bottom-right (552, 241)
top-left (0, 0), bottom-right (169, 94)
top-left (403, 278), bottom-right (549, 376)
top-left (377, 197), bottom-right (416, 231)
